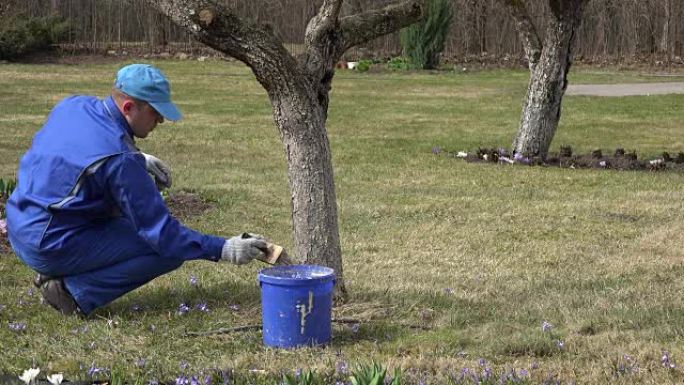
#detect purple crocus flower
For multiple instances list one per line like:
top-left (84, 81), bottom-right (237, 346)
top-left (350, 323), bottom-right (360, 333)
top-left (8, 322), bottom-right (26, 331)
top-left (179, 361), bottom-right (190, 371)
top-left (478, 358), bottom-right (486, 366)
top-left (513, 152), bottom-right (531, 164)
top-left (135, 358), bottom-right (147, 368)
top-left (482, 367), bottom-right (492, 379)
top-left (336, 360), bottom-right (349, 375)
top-left (432, 146), bottom-right (442, 154)
top-left (228, 304), bottom-right (240, 311)
top-left (27, 288), bottom-right (34, 297)
top-left (556, 340), bottom-right (565, 349)
top-left (190, 376), bottom-right (201, 385)
top-left (177, 303), bottom-right (190, 315)
top-left (662, 351), bottom-right (675, 369)
top-left (443, 287), bottom-right (454, 295)
top-left (519, 369), bottom-right (529, 377)
top-left (195, 303), bottom-right (210, 312)
top-left (189, 275), bottom-right (198, 286)
top-left (542, 321), bottom-right (553, 332)
top-left (175, 376), bottom-right (190, 385)
top-left (0, 219), bottom-right (7, 234)
top-left (88, 361), bottom-right (104, 376)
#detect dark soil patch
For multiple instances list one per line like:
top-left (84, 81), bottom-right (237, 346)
top-left (436, 146), bottom-right (684, 172)
top-left (165, 190), bottom-right (214, 220)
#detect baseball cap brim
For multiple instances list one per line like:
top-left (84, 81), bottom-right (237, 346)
top-left (149, 101), bottom-right (182, 121)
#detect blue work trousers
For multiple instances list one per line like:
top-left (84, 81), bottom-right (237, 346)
top-left (9, 217), bottom-right (184, 315)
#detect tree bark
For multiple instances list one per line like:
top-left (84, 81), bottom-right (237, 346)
top-left (501, 0), bottom-right (587, 159)
top-left (144, 0), bottom-right (425, 300)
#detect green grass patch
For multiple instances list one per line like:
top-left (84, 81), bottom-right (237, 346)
top-left (1, 61), bottom-right (684, 384)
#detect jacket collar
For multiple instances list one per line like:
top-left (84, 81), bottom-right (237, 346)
top-left (103, 96), bottom-right (135, 140)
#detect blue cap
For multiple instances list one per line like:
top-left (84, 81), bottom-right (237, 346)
top-left (114, 64), bottom-right (182, 121)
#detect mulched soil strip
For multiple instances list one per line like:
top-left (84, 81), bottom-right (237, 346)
top-left (438, 147), bottom-right (684, 172)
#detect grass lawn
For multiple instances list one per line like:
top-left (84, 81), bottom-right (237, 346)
top-left (1, 60), bottom-right (684, 384)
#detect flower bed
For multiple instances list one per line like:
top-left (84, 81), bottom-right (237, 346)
top-left (435, 146), bottom-right (684, 172)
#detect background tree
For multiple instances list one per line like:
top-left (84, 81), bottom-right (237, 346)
top-left (500, 0), bottom-right (590, 158)
top-left (401, 0), bottom-right (452, 69)
top-left (11, 0), bottom-right (684, 64)
top-left (144, 0), bottom-right (426, 299)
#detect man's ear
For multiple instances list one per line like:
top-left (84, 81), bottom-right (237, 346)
top-left (121, 100), bottom-right (135, 114)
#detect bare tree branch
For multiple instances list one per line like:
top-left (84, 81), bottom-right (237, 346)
top-left (499, 0), bottom-right (542, 69)
top-left (339, 0), bottom-right (425, 52)
top-left (305, 0), bottom-right (344, 44)
top-left (146, 0), bottom-right (299, 89)
top-left (302, 0), bottom-right (345, 82)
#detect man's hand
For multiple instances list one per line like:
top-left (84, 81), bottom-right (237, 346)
top-left (141, 152), bottom-right (172, 190)
top-left (221, 234), bottom-right (268, 265)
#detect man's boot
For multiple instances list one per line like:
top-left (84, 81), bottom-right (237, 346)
top-left (37, 277), bottom-right (82, 316)
top-left (33, 273), bottom-right (52, 288)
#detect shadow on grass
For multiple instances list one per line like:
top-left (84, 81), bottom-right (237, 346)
top-left (95, 278), bottom-right (262, 321)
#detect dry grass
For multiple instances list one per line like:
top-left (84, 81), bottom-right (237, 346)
top-left (0, 60), bottom-right (684, 384)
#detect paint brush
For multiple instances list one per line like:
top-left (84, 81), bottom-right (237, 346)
top-left (257, 242), bottom-right (295, 265)
top-left (239, 233), bottom-right (295, 265)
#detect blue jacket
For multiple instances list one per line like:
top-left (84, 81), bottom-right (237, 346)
top-left (6, 96), bottom-right (225, 262)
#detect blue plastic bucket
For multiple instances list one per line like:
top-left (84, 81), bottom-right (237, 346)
top-left (258, 265), bottom-right (336, 348)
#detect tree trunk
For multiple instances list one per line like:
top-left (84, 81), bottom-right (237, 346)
top-left (660, 0), bottom-right (671, 57)
top-left (270, 90), bottom-right (346, 298)
top-left (504, 0), bottom-right (587, 159)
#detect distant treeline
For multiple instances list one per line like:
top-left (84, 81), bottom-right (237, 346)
top-left (5, 0), bottom-right (684, 62)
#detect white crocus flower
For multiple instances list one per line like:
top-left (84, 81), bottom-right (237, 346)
top-left (19, 367), bottom-right (40, 384)
top-left (456, 151), bottom-right (468, 158)
top-left (47, 373), bottom-right (64, 384)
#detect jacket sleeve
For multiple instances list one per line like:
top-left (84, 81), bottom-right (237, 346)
top-left (102, 153), bottom-right (225, 261)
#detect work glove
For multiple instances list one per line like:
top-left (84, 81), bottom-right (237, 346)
top-left (141, 152), bottom-right (172, 190)
top-left (221, 233), bottom-right (268, 265)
